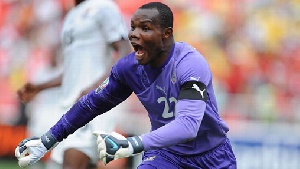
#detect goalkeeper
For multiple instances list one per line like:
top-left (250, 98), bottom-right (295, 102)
top-left (15, 2), bottom-right (237, 169)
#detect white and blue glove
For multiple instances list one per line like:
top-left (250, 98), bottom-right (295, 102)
top-left (93, 131), bottom-right (144, 165)
top-left (15, 131), bottom-right (59, 168)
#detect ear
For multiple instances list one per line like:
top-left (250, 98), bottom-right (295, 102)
top-left (163, 27), bottom-right (173, 39)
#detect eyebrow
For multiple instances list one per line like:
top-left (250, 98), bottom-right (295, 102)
top-left (140, 19), bottom-right (153, 24)
top-left (131, 18), bottom-right (153, 24)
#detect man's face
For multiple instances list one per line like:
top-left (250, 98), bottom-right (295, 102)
top-left (129, 8), bottom-right (165, 67)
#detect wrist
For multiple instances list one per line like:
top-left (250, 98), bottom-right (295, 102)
top-left (127, 136), bottom-right (144, 154)
top-left (35, 83), bottom-right (49, 92)
top-left (41, 131), bottom-right (59, 150)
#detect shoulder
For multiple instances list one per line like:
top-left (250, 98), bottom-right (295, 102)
top-left (83, 0), bottom-right (122, 21)
top-left (174, 42), bottom-right (208, 67)
top-left (111, 52), bottom-right (138, 84)
top-left (85, 0), bottom-right (119, 10)
top-left (174, 42), bottom-right (212, 85)
top-left (114, 52), bottom-right (137, 73)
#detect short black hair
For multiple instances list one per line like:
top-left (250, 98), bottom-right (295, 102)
top-left (139, 2), bottom-right (173, 28)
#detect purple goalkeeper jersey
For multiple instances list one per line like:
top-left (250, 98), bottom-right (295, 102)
top-left (50, 42), bottom-right (229, 155)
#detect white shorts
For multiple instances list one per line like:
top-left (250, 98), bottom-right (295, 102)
top-left (50, 103), bottom-right (126, 165)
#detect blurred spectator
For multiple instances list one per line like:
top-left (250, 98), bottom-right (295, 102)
top-left (0, 0), bottom-right (299, 155)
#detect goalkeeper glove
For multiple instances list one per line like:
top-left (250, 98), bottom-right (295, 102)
top-left (93, 131), bottom-right (144, 165)
top-left (15, 131), bottom-right (59, 168)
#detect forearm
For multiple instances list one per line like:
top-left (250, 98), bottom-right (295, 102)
top-left (49, 70), bottom-right (132, 141)
top-left (49, 100), bottom-right (97, 141)
top-left (141, 100), bottom-right (205, 151)
top-left (36, 74), bottom-right (62, 91)
top-left (49, 90), bottom-right (119, 141)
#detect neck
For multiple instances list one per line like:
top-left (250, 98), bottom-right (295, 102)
top-left (162, 38), bottom-right (175, 57)
top-left (150, 38), bottom-right (175, 68)
top-left (165, 38), bottom-right (175, 52)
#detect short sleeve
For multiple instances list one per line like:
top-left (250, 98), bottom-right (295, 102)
top-left (94, 1), bottom-right (128, 43)
top-left (176, 52), bottom-right (212, 86)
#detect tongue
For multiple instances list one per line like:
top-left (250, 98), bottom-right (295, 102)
top-left (138, 47), bottom-right (144, 54)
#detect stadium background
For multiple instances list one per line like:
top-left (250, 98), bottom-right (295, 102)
top-left (0, 0), bottom-right (300, 168)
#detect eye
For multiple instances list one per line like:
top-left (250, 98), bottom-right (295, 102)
top-left (142, 26), bottom-right (150, 31)
top-left (131, 25), bottom-right (135, 31)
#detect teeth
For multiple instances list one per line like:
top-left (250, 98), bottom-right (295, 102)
top-left (136, 52), bottom-right (144, 56)
top-left (136, 47), bottom-right (144, 57)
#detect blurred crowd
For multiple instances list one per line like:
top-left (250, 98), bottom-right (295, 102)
top-left (0, 0), bottom-right (300, 126)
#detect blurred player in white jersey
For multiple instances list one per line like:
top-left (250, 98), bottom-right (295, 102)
top-left (17, 0), bottom-right (132, 168)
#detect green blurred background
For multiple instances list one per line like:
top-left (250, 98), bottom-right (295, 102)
top-left (0, 159), bottom-right (19, 169)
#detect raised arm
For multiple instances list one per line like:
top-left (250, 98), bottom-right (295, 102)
top-left (17, 74), bottom-right (62, 103)
top-left (15, 63), bottom-right (133, 167)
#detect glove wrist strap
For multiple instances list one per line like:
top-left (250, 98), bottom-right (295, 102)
top-left (41, 131), bottom-right (59, 150)
top-left (127, 136), bottom-right (144, 154)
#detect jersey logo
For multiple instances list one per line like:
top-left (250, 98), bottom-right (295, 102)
top-left (171, 68), bottom-right (176, 84)
top-left (156, 85), bottom-right (167, 96)
top-left (107, 137), bottom-right (119, 151)
top-left (190, 77), bottom-right (200, 81)
top-left (192, 84), bottom-right (205, 98)
top-left (144, 156), bottom-right (156, 161)
top-left (178, 81), bottom-right (207, 101)
top-left (95, 78), bottom-right (109, 94)
top-left (44, 135), bottom-right (51, 143)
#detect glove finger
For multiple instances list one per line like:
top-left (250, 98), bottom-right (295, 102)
top-left (115, 148), bottom-right (130, 159)
top-left (96, 135), bottom-right (105, 145)
top-left (97, 140), bottom-right (107, 152)
top-left (15, 146), bottom-right (29, 158)
top-left (99, 149), bottom-right (106, 159)
top-left (93, 131), bottom-right (109, 145)
top-left (100, 156), bottom-right (107, 166)
top-left (18, 156), bottom-right (31, 168)
top-left (93, 131), bottom-right (108, 137)
top-left (15, 147), bottom-right (21, 158)
top-left (24, 139), bottom-right (42, 147)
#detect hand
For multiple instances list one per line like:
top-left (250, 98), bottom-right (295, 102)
top-left (93, 131), bottom-right (144, 165)
top-left (15, 132), bottom-right (58, 168)
top-left (17, 83), bottom-right (40, 103)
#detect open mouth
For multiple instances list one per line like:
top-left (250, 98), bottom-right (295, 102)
top-left (132, 43), bottom-right (145, 59)
top-left (136, 48), bottom-right (145, 56)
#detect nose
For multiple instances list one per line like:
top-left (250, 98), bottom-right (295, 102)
top-left (129, 29), bottom-right (139, 40)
